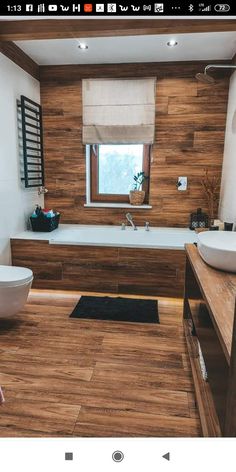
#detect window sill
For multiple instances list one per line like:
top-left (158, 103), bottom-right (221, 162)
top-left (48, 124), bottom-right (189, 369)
top-left (84, 203), bottom-right (152, 209)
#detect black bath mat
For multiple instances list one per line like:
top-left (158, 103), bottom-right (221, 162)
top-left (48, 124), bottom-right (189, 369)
top-left (70, 296), bottom-right (159, 324)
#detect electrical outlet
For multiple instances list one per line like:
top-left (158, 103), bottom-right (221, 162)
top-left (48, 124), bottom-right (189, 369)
top-left (178, 176), bottom-right (187, 191)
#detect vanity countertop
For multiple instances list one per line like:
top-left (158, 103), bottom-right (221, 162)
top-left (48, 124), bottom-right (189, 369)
top-left (185, 243), bottom-right (236, 363)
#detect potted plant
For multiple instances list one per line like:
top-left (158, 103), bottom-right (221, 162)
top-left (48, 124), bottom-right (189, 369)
top-left (129, 171), bottom-right (149, 206)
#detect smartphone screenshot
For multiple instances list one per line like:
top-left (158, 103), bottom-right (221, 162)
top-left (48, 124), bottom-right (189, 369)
top-left (0, 2), bottom-right (236, 470)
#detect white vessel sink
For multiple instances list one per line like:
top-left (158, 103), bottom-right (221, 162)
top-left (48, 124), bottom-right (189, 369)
top-left (198, 231), bottom-right (236, 273)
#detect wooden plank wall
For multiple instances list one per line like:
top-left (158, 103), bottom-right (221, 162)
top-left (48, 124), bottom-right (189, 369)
top-left (11, 239), bottom-right (186, 297)
top-left (40, 64), bottom-right (229, 227)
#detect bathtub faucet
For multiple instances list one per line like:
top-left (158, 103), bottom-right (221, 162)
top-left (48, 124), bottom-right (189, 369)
top-left (126, 213), bottom-right (137, 231)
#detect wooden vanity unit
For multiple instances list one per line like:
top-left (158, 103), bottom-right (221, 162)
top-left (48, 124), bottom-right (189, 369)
top-left (184, 244), bottom-right (236, 437)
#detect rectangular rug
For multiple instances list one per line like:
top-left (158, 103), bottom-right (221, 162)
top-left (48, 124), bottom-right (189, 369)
top-left (70, 296), bottom-right (159, 324)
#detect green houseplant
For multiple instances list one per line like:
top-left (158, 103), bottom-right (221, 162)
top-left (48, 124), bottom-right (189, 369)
top-left (129, 171), bottom-right (149, 206)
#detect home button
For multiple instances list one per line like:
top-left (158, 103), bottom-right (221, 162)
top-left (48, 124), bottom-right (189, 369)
top-left (112, 451), bottom-right (124, 462)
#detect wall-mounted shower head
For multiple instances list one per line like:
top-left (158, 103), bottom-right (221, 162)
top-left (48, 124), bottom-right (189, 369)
top-left (195, 72), bottom-right (215, 84)
top-left (195, 64), bottom-right (236, 84)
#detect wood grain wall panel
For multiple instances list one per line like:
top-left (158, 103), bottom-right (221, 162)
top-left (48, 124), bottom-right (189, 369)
top-left (168, 97), bottom-right (228, 115)
top-left (118, 247), bottom-right (184, 266)
top-left (156, 114), bottom-right (226, 131)
top-left (40, 60), bottom-right (230, 82)
top-left (118, 279), bottom-right (183, 298)
top-left (155, 131), bottom-right (194, 149)
top-left (193, 131), bottom-right (226, 148)
top-left (11, 239), bottom-right (119, 264)
top-left (62, 265), bottom-right (119, 293)
top-left (40, 68), bottom-right (229, 227)
top-left (118, 248), bottom-right (185, 297)
top-left (155, 96), bottom-right (169, 114)
top-left (160, 149), bottom-right (224, 167)
top-left (13, 260), bottom-right (63, 281)
top-left (11, 239), bottom-right (186, 297)
top-left (156, 78), bottom-right (198, 97)
top-left (197, 81), bottom-right (230, 97)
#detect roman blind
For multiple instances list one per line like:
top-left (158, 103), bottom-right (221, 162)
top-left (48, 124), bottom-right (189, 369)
top-left (82, 78), bottom-right (156, 144)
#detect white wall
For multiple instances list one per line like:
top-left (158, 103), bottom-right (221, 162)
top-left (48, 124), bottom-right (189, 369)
top-left (0, 54), bottom-right (44, 265)
top-left (219, 71), bottom-right (236, 225)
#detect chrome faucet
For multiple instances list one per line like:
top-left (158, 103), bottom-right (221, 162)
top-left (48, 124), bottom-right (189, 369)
top-left (126, 213), bottom-right (137, 230)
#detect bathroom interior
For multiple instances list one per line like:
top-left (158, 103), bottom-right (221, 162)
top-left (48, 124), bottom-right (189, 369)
top-left (0, 17), bottom-right (236, 438)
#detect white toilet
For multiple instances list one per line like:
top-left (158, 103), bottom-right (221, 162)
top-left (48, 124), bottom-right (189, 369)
top-left (0, 265), bottom-right (33, 318)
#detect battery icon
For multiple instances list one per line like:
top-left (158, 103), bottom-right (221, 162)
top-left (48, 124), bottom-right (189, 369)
top-left (214, 4), bottom-right (230, 11)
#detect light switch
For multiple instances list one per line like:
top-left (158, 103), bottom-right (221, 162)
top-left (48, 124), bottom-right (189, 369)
top-left (178, 176), bottom-right (187, 191)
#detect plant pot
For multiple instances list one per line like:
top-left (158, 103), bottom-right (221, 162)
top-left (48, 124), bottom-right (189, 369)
top-left (129, 190), bottom-right (145, 206)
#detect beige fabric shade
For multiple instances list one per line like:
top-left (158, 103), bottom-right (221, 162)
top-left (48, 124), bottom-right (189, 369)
top-left (82, 78), bottom-right (156, 144)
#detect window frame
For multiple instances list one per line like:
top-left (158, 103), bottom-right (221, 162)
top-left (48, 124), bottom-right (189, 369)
top-left (90, 144), bottom-right (151, 204)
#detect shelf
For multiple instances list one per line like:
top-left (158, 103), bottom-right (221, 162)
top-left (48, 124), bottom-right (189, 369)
top-left (184, 245), bottom-right (236, 437)
top-left (185, 244), bottom-right (236, 364)
top-left (183, 319), bottom-right (222, 437)
top-left (84, 203), bottom-right (152, 209)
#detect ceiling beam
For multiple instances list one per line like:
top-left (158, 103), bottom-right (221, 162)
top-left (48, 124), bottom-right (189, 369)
top-left (0, 19), bottom-right (236, 41)
top-left (0, 41), bottom-right (39, 80)
top-left (39, 60), bottom-right (230, 83)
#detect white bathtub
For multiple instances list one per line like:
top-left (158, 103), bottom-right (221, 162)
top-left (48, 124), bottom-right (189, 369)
top-left (12, 224), bottom-right (197, 250)
top-left (47, 224), bottom-right (197, 250)
top-left (11, 225), bottom-right (197, 297)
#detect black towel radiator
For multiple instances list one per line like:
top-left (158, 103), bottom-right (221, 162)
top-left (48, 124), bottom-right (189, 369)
top-left (18, 95), bottom-right (45, 188)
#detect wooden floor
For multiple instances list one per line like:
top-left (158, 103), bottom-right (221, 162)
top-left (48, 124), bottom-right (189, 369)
top-left (0, 290), bottom-right (201, 437)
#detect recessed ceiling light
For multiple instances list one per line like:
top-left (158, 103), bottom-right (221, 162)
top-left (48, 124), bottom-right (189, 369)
top-left (78, 43), bottom-right (88, 50)
top-left (167, 40), bottom-right (178, 47)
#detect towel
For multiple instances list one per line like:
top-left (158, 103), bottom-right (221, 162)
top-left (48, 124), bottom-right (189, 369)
top-left (198, 340), bottom-right (208, 381)
top-left (0, 386), bottom-right (5, 404)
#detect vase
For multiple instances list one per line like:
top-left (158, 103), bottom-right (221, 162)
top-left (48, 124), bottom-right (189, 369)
top-left (129, 190), bottom-right (145, 206)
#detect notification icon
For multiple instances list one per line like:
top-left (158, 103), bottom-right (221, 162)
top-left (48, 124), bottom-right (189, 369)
top-left (84, 3), bottom-right (93, 11)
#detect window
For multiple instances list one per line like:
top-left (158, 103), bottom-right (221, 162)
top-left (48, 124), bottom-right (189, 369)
top-left (83, 78), bottom-right (155, 206)
top-left (90, 144), bottom-right (151, 203)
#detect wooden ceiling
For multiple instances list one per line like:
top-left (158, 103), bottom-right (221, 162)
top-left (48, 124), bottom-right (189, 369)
top-left (0, 19), bottom-right (236, 41)
top-left (0, 19), bottom-right (235, 80)
top-left (0, 41), bottom-right (39, 79)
